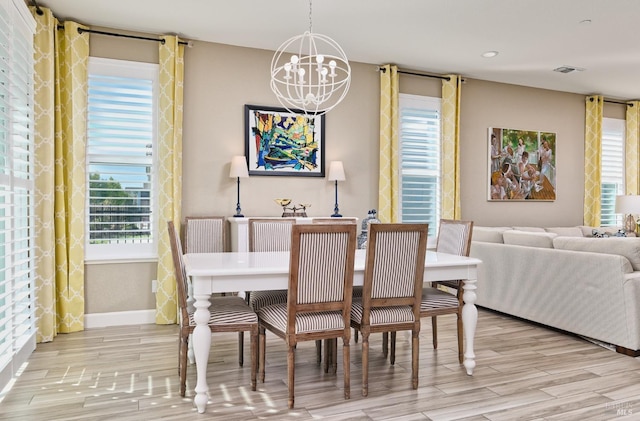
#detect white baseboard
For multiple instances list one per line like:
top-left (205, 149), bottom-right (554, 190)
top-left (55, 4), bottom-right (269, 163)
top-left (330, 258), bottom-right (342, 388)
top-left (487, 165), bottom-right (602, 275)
top-left (85, 309), bottom-right (157, 329)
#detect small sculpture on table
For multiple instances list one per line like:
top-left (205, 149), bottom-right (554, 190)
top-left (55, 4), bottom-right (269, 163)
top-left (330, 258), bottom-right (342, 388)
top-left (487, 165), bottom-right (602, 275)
top-left (274, 199), bottom-right (310, 217)
top-left (357, 209), bottom-right (380, 249)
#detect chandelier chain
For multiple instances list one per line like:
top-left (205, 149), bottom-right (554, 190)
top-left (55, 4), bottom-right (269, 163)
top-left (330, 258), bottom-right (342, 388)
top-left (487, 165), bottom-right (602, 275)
top-left (308, 0), bottom-right (313, 33)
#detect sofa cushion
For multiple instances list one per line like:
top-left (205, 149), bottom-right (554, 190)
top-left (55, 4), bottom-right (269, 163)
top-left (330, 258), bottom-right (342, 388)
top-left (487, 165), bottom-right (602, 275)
top-left (544, 226), bottom-right (584, 237)
top-left (472, 226), bottom-right (510, 243)
top-left (503, 230), bottom-right (557, 248)
top-left (553, 236), bottom-right (640, 270)
top-left (512, 226), bottom-right (546, 232)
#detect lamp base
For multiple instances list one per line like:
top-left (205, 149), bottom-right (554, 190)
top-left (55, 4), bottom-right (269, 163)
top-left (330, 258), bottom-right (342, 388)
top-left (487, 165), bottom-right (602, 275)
top-left (625, 214), bottom-right (635, 232)
top-left (331, 213), bottom-right (342, 218)
top-left (233, 213), bottom-right (244, 218)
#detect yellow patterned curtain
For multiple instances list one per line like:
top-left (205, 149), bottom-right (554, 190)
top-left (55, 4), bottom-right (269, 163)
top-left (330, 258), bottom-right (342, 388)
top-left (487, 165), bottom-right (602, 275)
top-left (155, 36), bottom-right (184, 324)
top-left (441, 75), bottom-right (462, 220)
top-left (31, 7), bottom-right (89, 341)
top-left (584, 95), bottom-right (603, 226)
top-left (378, 64), bottom-right (399, 223)
top-left (625, 101), bottom-right (640, 195)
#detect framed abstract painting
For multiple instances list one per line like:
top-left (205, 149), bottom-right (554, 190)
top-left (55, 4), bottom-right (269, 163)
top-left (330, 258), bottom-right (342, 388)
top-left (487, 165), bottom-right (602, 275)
top-left (244, 104), bottom-right (325, 177)
top-left (488, 127), bottom-right (556, 201)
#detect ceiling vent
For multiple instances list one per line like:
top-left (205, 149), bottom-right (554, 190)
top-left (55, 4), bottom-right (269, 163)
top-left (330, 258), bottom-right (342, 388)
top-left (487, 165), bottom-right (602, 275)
top-left (553, 66), bottom-right (585, 74)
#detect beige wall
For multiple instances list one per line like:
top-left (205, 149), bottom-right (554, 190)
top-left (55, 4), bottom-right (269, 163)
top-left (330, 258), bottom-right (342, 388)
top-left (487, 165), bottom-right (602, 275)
top-left (84, 34), bottom-right (618, 314)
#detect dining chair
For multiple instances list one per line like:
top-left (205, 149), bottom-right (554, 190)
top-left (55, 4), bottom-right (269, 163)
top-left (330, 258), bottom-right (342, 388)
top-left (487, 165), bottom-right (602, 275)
top-left (426, 219), bottom-right (473, 363)
top-left (257, 223), bottom-right (357, 409)
top-left (184, 216), bottom-right (226, 253)
top-left (167, 221), bottom-right (258, 397)
top-left (246, 218), bottom-right (296, 310)
top-left (183, 216), bottom-right (234, 365)
top-left (388, 219), bottom-right (473, 364)
top-left (312, 216), bottom-right (358, 364)
top-left (350, 223), bottom-right (428, 397)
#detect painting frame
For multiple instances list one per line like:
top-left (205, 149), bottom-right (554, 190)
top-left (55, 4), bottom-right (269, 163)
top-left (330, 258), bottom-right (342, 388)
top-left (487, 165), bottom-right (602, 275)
top-left (488, 127), bottom-right (557, 201)
top-left (244, 104), bottom-right (325, 177)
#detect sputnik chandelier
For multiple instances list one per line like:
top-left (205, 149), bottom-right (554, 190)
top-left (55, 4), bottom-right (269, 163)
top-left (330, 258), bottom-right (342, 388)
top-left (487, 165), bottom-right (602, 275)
top-left (270, 0), bottom-right (351, 116)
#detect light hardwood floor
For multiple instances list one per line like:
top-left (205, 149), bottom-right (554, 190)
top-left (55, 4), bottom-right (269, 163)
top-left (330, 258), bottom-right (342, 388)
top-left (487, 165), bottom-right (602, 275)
top-left (2, 309), bottom-right (640, 420)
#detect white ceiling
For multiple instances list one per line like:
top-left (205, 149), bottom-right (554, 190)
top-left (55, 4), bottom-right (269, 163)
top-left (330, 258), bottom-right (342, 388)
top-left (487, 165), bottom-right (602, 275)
top-left (37, 0), bottom-right (640, 100)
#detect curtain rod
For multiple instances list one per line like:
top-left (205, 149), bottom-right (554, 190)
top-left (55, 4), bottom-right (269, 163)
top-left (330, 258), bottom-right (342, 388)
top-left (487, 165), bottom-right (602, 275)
top-left (589, 96), bottom-right (634, 106)
top-left (55, 25), bottom-right (192, 47)
top-left (377, 66), bottom-right (451, 81)
top-left (31, 0), bottom-right (44, 15)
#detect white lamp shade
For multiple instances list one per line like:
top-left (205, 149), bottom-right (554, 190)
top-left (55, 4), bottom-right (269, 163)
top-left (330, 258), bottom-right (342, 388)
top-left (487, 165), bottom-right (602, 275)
top-left (615, 195), bottom-right (640, 214)
top-left (229, 156), bottom-right (249, 178)
top-left (327, 161), bottom-right (345, 181)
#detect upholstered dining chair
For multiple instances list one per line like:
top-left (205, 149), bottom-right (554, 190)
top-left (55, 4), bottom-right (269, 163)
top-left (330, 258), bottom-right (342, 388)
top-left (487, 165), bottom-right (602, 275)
top-left (167, 221), bottom-right (258, 397)
top-left (257, 223), bottom-right (357, 409)
top-left (312, 216), bottom-right (358, 365)
top-left (425, 219), bottom-right (473, 363)
top-left (183, 216), bottom-right (232, 364)
top-left (184, 216), bottom-right (226, 253)
top-left (351, 223), bottom-right (428, 397)
top-left (238, 219), bottom-right (296, 366)
top-left (389, 219), bottom-right (473, 364)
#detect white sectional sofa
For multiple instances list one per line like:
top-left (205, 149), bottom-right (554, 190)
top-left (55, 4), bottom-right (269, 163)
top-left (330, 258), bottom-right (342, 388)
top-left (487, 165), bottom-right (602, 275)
top-left (470, 225), bottom-right (640, 355)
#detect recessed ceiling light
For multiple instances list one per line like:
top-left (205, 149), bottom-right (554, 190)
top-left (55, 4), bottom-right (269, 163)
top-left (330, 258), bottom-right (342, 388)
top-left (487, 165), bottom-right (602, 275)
top-left (553, 65), bottom-right (585, 74)
top-left (481, 51), bottom-right (498, 58)
top-left (579, 19), bottom-right (592, 24)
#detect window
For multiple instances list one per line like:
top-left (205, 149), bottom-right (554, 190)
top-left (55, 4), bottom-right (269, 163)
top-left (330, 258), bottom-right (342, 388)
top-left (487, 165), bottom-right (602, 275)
top-left (398, 94), bottom-right (441, 238)
top-left (0, 0), bottom-right (36, 394)
top-left (86, 58), bottom-right (158, 261)
top-left (601, 117), bottom-right (625, 227)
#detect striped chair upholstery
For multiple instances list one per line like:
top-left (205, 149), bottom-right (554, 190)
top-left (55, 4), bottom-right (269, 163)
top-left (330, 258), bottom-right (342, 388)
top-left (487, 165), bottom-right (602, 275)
top-left (350, 223), bottom-right (428, 397)
top-left (167, 221), bottom-right (258, 397)
top-left (184, 216), bottom-right (225, 253)
top-left (246, 219), bottom-right (296, 312)
top-left (423, 219), bottom-right (473, 364)
top-left (257, 224), bottom-right (357, 409)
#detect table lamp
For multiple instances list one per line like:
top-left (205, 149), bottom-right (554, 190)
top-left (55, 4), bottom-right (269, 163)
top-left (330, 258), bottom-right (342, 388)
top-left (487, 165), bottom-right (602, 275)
top-left (229, 156), bottom-right (249, 217)
top-left (615, 195), bottom-right (640, 233)
top-left (328, 161), bottom-right (345, 217)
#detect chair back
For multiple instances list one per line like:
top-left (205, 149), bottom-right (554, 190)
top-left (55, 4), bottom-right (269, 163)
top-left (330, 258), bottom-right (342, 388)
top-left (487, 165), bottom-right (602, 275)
top-left (436, 219), bottom-right (473, 257)
top-left (287, 224), bottom-right (357, 333)
top-left (168, 221), bottom-right (190, 325)
top-left (249, 218), bottom-right (296, 252)
top-left (363, 223), bottom-right (428, 322)
top-left (184, 216), bottom-right (225, 253)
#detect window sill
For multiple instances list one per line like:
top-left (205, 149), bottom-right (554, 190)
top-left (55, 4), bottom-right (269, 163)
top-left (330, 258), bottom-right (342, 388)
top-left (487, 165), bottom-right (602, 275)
top-left (85, 256), bottom-right (158, 265)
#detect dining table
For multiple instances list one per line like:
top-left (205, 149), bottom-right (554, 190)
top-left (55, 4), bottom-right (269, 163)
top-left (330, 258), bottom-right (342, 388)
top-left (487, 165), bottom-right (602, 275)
top-left (184, 249), bottom-right (482, 414)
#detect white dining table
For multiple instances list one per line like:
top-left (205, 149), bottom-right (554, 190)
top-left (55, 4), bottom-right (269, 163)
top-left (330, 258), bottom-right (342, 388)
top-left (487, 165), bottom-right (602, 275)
top-left (184, 249), bottom-right (482, 414)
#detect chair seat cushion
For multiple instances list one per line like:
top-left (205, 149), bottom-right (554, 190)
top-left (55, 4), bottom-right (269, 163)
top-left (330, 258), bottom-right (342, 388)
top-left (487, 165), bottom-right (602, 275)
top-left (258, 303), bottom-right (345, 334)
top-left (249, 290), bottom-right (288, 312)
top-left (188, 296), bottom-right (257, 326)
top-left (350, 299), bottom-right (415, 326)
top-left (421, 287), bottom-right (459, 312)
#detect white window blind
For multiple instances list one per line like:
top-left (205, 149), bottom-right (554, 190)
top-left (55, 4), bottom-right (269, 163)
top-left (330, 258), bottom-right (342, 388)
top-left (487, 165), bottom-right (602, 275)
top-left (601, 117), bottom-right (625, 227)
top-left (399, 94), bottom-right (441, 238)
top-left (86, 58), bottom-right (158, 261)
top-left (0, 0), bottom-right (36, 394)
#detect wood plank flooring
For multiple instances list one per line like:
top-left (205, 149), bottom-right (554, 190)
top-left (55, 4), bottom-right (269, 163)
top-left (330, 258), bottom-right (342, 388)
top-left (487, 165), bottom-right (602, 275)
top-left (1, 309), bottom-right (639, 420)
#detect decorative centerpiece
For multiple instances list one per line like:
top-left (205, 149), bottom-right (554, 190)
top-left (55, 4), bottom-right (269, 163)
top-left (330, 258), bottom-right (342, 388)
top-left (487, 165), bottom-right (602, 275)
top-left (274, 199), bottom-right (310, 217)
top-left (358, 209), bottom-right (379, 249)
